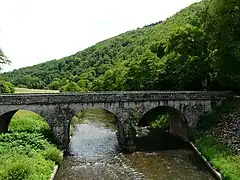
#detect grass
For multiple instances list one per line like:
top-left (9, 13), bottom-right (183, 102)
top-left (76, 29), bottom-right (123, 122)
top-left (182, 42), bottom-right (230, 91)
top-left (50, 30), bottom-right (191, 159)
top-left (14, 87), bottom-right (59, 93)
top-left (196, 99), bottom-right (240, 180)
top-left (196, 136), bottom-right (240, 180)
top-left (0, 110), bottom-right (61, 180)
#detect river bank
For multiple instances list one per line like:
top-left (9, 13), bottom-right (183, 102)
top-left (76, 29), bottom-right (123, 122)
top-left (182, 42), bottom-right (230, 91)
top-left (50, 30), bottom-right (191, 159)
top-left (195, 99), bottom-right (240, 180)
top-left (0, 110), bottom-right (62, 180)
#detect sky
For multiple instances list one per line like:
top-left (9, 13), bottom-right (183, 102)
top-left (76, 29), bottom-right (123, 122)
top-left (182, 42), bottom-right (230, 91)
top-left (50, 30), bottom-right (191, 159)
top-left (0, 0), bottom-right (200, 72)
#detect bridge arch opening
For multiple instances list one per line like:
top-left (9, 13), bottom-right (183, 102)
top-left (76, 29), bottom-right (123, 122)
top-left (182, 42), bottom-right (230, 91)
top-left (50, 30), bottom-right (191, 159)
top-left (67, 108), bottom-right (120, 155)
top-left (136, 106), bottom-right (189, 151)
top-left (0, 110), bottom-right (53, 139)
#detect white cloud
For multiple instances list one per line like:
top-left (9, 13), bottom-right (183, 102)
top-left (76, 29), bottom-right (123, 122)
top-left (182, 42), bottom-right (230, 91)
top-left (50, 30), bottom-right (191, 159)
top-left (0, 0), bottom-right (200, 72)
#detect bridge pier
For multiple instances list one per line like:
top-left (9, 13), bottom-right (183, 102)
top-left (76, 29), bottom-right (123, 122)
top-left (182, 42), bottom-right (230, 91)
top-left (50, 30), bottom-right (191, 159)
top-left (50, 105), bottom-right (75, 150)
top-left (116, 107), bottom-right (137, 153)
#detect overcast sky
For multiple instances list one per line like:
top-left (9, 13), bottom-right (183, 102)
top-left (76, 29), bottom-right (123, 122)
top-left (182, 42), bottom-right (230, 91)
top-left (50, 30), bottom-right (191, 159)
top-left (0, 0), bottom-right (200, 72)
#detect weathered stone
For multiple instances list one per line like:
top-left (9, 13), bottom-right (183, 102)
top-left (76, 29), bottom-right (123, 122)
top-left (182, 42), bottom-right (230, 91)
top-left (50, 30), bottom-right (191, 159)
top-left (0, 91), bottom-right (232, 152)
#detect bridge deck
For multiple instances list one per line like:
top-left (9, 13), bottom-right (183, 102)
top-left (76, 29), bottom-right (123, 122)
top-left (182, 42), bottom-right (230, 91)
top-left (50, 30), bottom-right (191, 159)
top-left (0, 91), bottom-right (233, 105)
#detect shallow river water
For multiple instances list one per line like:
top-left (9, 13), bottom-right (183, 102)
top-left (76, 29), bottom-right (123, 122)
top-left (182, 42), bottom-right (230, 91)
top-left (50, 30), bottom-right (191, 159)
top-left (54, 119), bottom-right (215, 180)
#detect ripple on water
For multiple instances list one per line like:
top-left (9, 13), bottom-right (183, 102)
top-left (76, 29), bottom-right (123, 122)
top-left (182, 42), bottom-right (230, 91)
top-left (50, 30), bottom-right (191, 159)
top-left (54, 121), bottom-right (216, 180)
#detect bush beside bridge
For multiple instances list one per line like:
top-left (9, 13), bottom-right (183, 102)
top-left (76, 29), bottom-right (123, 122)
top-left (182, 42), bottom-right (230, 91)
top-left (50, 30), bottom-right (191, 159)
top-left (0, 110), bottom-right (61, 180)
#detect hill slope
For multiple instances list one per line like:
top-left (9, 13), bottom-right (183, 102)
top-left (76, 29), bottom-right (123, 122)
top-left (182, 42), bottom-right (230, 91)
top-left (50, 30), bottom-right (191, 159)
top-left (1, 2), bottom-right (205, 90)
top-left (2, 0), bottom-right (240, 92)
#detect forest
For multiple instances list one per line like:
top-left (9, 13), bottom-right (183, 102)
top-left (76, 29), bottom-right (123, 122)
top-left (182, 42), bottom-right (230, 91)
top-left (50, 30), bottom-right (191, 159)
top-left (1, 0), bottom-right (240, 93)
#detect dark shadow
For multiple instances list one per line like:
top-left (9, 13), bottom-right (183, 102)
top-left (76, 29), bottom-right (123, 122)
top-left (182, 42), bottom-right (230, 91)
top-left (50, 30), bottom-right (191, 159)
top-left (0, 110), bottom-right (18, 133)
top-left (136, 129), bottom-right (190, 152)
top-left (136, 106), bottom-right (189, 152)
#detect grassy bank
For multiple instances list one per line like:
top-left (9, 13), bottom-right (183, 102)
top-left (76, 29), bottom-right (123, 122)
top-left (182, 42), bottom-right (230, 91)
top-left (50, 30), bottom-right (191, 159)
top-left (0, 110), bottom-right (62, 180)
top-left (14, 87), bottom-right (59, 94)
top-left (195, 100), bottom-right (240, 180)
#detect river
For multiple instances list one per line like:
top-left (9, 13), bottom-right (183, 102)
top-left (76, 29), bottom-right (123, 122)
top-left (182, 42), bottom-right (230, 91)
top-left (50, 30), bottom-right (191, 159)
top-left (54, 110), bottom-right (215, 180)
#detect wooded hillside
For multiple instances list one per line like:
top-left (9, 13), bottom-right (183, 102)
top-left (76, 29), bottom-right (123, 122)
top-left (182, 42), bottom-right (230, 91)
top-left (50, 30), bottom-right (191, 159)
top-left (2, 0), bottom-right (240, 92)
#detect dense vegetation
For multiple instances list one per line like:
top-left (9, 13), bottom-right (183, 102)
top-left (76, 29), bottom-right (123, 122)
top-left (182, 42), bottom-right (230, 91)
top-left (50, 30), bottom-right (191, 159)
top-left (0, 80), bottom-right (14, 93)
top-left (0, 110), bottom-right (61, 180)
top-left (196, 136), bottom-right (240, 180)
top-left (2, 0), bottom-right (240, 93)
top-left (196, 100), bottom-right (240, 180)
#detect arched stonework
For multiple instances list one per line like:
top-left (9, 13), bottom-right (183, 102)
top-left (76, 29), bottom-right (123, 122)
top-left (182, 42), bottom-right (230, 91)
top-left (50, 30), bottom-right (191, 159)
top-left (0, 91), bottom-right (232, 152)
top-left (138, 105), bottom-right (189, 140)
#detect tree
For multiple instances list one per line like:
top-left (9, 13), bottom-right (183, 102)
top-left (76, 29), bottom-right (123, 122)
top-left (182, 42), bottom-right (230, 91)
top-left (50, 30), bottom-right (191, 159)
top-left (203, 0), bottom-right (240, 90)
top-left (0, 48), bottom-right (11, 70)
top-left (122, 49), bottom-right (161, 90)
top-left (0, 81), bottom-right (15, 93)
top-left (164, 25), bottom-right (212, 90)
top-left (49, 80), bottom-right (60, 90)
top-left (59, 82), bottom-right (82, 92)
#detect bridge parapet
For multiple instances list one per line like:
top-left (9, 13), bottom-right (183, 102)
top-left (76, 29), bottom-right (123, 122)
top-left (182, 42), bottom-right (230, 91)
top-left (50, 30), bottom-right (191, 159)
top-left (0, 91), bottom-right (233, 152)
top-left (0, 91), bottom-right (233, 105)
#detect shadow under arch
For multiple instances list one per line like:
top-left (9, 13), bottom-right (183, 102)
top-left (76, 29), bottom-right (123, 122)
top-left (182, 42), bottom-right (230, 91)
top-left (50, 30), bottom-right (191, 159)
top-left (140, 106), bottom-right (189, 140)
top-left (0, 110), bottom-right (18, 133)
top-left (136, 106), bottom-right (189, 152)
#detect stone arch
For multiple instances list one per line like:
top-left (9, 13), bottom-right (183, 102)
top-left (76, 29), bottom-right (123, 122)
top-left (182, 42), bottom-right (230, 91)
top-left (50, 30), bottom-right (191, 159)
top-left (70, 102), bottom-right (119, 118)
top-left (69, 106), bottom-right (118, 127)
top-left (0, 110), bottom-right (18, 133)
top-left (0, 108), bottom-right (50, 133)
top-left (66, 105), bottom-right (120, 149)
top-left (139, 105), bottom-right (189, 141)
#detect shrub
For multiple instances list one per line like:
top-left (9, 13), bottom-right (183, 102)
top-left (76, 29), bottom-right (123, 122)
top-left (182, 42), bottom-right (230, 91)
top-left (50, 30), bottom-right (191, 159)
top-left (0, 155), bottom-right (31, 180)
top-left (0, 81), bottom-right (15, 93)
top-left (42, 147), bottom-right (62, 164)
top-left (0, 108), bottom-right (61, 179)
top-left (9, 110), bottom-right (54, 141)
top-left (59, 82), bottom-right (82, 92)
top-left (150, 114), bottom-right (169, 130)
top-left (196, 136), bottom-right (240, 180)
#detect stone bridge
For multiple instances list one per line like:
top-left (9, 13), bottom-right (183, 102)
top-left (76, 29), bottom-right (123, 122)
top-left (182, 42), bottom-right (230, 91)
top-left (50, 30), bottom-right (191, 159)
top-left (0, 91), bottom-right (233, 152)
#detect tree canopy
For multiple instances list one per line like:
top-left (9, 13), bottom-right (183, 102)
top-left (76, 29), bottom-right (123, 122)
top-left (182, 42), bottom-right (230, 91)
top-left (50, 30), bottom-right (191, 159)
top-left (1, 0), bottom-right (240, 93)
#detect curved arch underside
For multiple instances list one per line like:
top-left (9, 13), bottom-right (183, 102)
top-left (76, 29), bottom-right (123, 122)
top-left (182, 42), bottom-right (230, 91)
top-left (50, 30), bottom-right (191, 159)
top-left (139, 106), bottom-right (189, 140)
top-left (0, 110), bottom-right (18, 133)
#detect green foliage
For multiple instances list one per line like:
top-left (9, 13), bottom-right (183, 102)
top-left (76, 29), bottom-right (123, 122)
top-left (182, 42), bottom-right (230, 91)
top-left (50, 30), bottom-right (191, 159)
top-left (0, 81), bottom-right (15, 93)
top-left (150, 114), bottom-right (169, 130)
top-left (196, 99), bottom-right (240, 180)
top-left (59, 82), bottom-right (83, 92)
top-left (203, 0), bottom-right (240, 91)
top-left (42, 147), bottom-right (62, 164)
top-left (0, 156), bottom-right (32, 180)
top-left (1, 2), bottom-right (210, 92)
top-left (1, 0), bottom-right (240, 93)
top-left (49, 80), bottom-right (60, 90)
top-left (196, 136), bottom-right (240, 180)
top-left (0, 153), bottom-right (54, 180)
top-left (9, 111), bottom-right (49, 134)
top-left (0, 110), bottom-right (61, 180)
